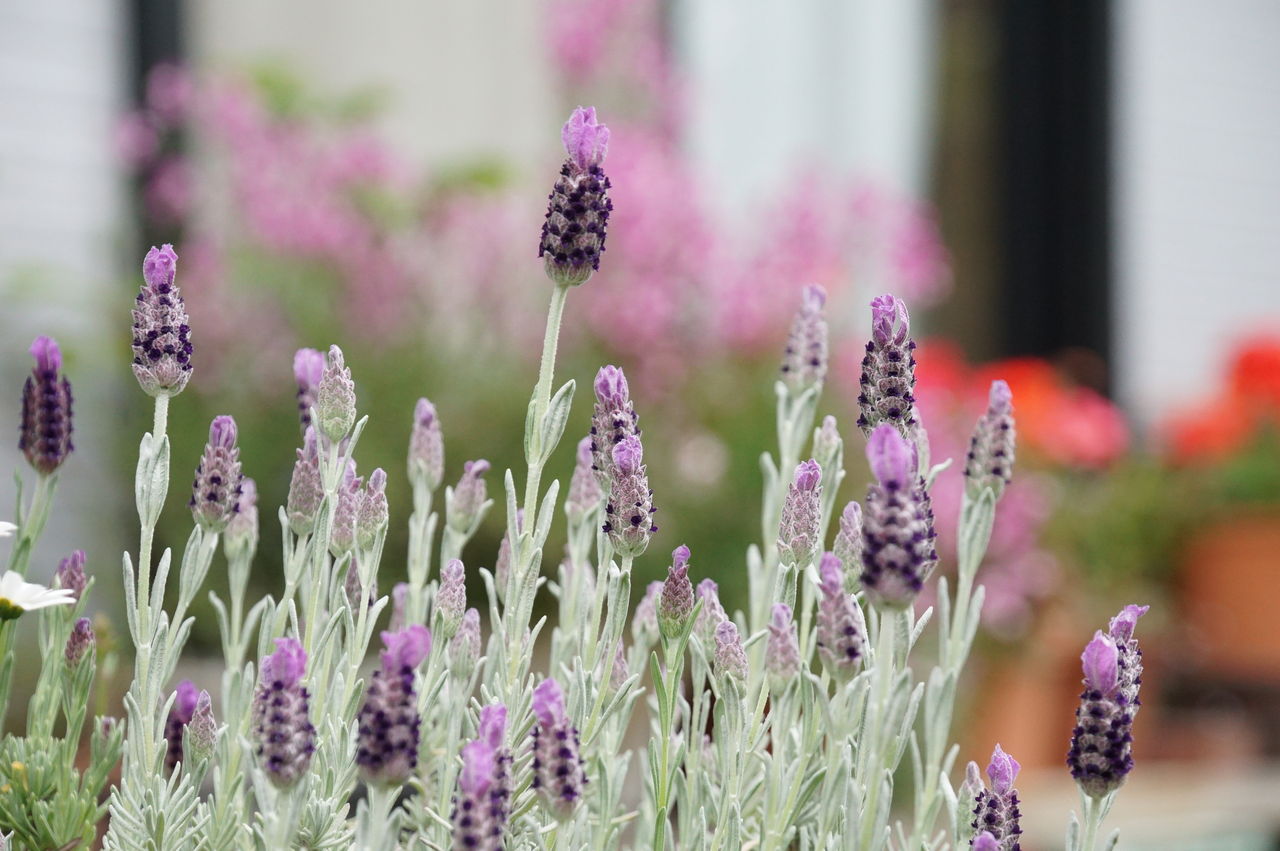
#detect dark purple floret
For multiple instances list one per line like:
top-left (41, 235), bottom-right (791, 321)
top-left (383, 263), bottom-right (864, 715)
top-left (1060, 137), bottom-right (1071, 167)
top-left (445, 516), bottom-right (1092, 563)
top-left (19, 336), bottom-right (74, 475)
top-left (815, 553), bottom-right (868, 682)
top-left (860, 426), bottom-right (937, 609)
top-left (252, 638), bottom-right (316, 788)
top-left (189, 415), bottom-right (244, 532)
top-left (356, 626), bottom-right (431, 786)
top-left (964, 380), bottom-right (1017, 500)
top-left (539, 107), bottom-right (612, 286)
top-left (602, 434), bottom-right (656, 558)
top-left (530, 678), bottom-right (587, 821)
top-left (589, 365), bottom-right (640, 491)
top-left (970, 745), bottom-right (1023, 851)
top-left (1066, 633), bottom-right (1135, 798)
top-left (164, 680), bottom-right (199, 773)
top-left (131, 245), bottom-right (193, 397)
top-left (857, 294), bottom-right (918, 437)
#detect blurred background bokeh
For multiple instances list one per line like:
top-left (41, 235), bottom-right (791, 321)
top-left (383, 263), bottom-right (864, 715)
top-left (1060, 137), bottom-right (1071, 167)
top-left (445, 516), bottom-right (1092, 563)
top-left (2, 1), bottom-right (1279, 847)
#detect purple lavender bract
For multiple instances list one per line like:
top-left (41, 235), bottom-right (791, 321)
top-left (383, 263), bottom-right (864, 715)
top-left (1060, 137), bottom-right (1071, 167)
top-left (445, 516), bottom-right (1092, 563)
top-left (856, 293), bottom-right (917, 436)
top-left (1066, 632), bottom-right (1135, 798)
top-left (19, 336), bottom-right (75, 475)
top-left (164, 680), bottom-right (199, 773)
top-left (54, 550), bottom-right (88, 602)
top-left (779, 284), bottom-right (829, 393)
top-left (451, 703), bottom-right (510, 850)
top-left (971, 744), bottom-right (1022, 850)
top-left (409, 397), bottom-right (445, 491)
top-left (539, 106), bottom-right (613, 286)
top-left (815, 553), bottom-right (867, 682)
top-left (657, 545), bottom-right (694, 640)
top-left (589, 365), bottom-right (639, 490)
top-left (965, 380), bottom-right (1016, 500)
top-left (860, 425), bottom-right (938, 609)
top-left (293, 347), bottom-right (325, 432)
top-left (189, 415), bottom-right (244, 532)
top-left (287, 427), bottom-right (324, 536)
top-left (131, 245), bottom-right (192, 397)
top-left (713, 620), bottom-right (748, 681)
top-left (252, 638), bottom-right (315, 788)
top-left (777, 459), bottom-right (823, 567)
top-left (602, 434), bottom-right (657, 558)
top-left (436, 558), bottom-right (467, 639)
top-left (64, 616), bottom-right (95, 666)
top-left (357, 625), bottom-right (431, 785)
top-left (530, 678), bottom-right (587, 820)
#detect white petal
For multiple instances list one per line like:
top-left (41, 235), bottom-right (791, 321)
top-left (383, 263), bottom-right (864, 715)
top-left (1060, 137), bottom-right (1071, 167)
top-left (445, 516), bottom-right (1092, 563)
top-left (0, 521), bottom-right (16, 538)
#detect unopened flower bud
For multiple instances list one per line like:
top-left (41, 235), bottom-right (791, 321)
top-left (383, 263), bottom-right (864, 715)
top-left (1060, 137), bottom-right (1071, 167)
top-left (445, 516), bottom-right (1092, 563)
top-left (408, 398), bottom-right (444, 491)
top-left (189, 415), bottom-right (244, 532)
top-left (287, 428), bottom-right (323, 536)
top-left (19, 336), bottom-right (75, 475)
top-left (816, 553), bottom-right (868, 682)
top-left (602, 435), bottom-right (657, 558)
top-left (778, 459), bottom-right (822, 566)
top-left (314, 345), bottom-right (356, 444)
top-left (857, 294), bottom-right (917, 436)
top-left (448, 460), bottom-right (491, 533)
top-left (448, 608), bottom-right (482, 680)
top-left (694, 578), bottom-right (727, 648)
top-left (765, 604), bottom-right (800, 689)
top-left (589, 365), bottom-right (639, 490)
top-left (632, 581), bottom-right (663, 648)
top-left (964, 380), bottom-right (1016, 500)
top-left (657, 546), bottom-right (694, 640)
top-left (713, 620), bottom-right (748, 682)
top-left (357, 467), bottom-right (389, 551)
top-left (779, 284), bottom-right (828, 393)
top-left (64, 616), bottom-right (95, 665)
top-left (832, 502), bottom-right (863, 594)
top-left (566, 435), bottom-right (604, 522)
top-left (224, 478), bottom-right (259, 561)
top-left (329, 462), bottom-right (363, 557)
top-left (185, 689), bottom-right (217, 765)
top-left (436, 559), bottom-right (466, 639)
top-left (55, 550), bottom-right (88, 602)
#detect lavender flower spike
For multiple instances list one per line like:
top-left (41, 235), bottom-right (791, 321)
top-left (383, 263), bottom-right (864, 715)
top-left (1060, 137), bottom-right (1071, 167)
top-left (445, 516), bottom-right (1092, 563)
top-left (315, 344), bottom-right (356, 444)
top-left (1109, 603), bottom-right (1149, 717)
top-left (64, 616), bottom-right (95, 666)
top-left (832, 502), bottom-right (864, 594)
top-left (531, 678), bottom-right (587, 820)
top-left (539, 106), bottom-right (613, 286)
top-left (436, 558), bottom-right (467, 639)
top-left (777, 459), bottom-right (823, 567)
top-left (714, 620), bottom-right (749, 682)
top-left (408, 398), bottom-right (445, 492)
top-left (55, 550), bottom-right (88, 602)
top-left (19, 336), bottom-right (75, 475)
top-left (224, 477), bottom-right (259, 560)
top-left (566, 435), bottom-right (605, 522)
top-left (815, 552), bottom-right (868, 682)
top-left (860, 424), bottom-right (938, 609)
top-left (589, 365), bottom-right (639, 490)
top-left (451, 704), bottom-right (510, 850)
top-left (657, 545), bottom-right (695, 640)
top-left (293, 347), bottom-right (325, 432)
top-left (356, 467), bottom-right (389, 551)
top-left (328, 462), bottom-right (363, 557)
top-left (779, 284), bottom-right (829, 393)
top-left (252, 637), bottom-right (315, 788)
top-left (164, 680), bottom-right (199, 772)
top-left (965, 380), bottom-right (1017, 500)
top-left (131, 244), bottom-right (193, 397)
top-left (189, 415), bottom-right (244, 533)
top-left (857, 293), bottom-right (918, 436)
top-left (1067, 631), bottom-right (1135, 797)
top-left (448, 459), bottom-right (491, 534)
top-left (287, 427), bottom-right (323, 536)
top-left (971, 744), bottom-right (1023, 850)
top-left (765, 603), bottom-right (801, 689)
top-left (602, 434), bottom-right (657, 558)
top-left (186, 690), bottom-right (217, 765)
top-left (694, 578), bottom-right (727, 648)
top-left (357, 625), bottom-right (431, 785)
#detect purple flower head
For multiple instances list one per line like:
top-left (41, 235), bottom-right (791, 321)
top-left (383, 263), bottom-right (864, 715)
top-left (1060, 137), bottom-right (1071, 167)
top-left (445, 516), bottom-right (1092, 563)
top-left (540, 108), bottom-right (613, 285)
top-left (562, 106), bottom-right (610, 171)
top-left (861, 432), bottom-right (938, 609)
top-left (253, 638), bottom-right (315, 787)
top-left (780, 284), bottom-right (829, 392)
top-left (1081, 632), bottom-right (1118, 695)
top-left (132, 244), bottom-right (193, 397)
top-left (713, 620), bottom-right (748, 681)
top-left (358, 626), bottom-right (430, 785)
top-left (225, 477), bottom-right (259, 559)
top-left (657, 546), bottom-right (695, 640)
top-left (164, 680), bottom-right (200, 772)
top-left (64, 616), bottom-right (95, 665)
top-left (594, 364), bottom-right (630, 408)
top-left (1068, 629), bottom-right (1136, 798)
top-left (55, 550), bottom-right (88, 602)
top-left (356, 467), bottom-right (389, 551)
top-left (1109, 604), bottom-right (1149, 643)
top-left (19, 335), bottom-right (75, 475)
top-left (816, 552), bottom-right (868, 682)
top-left (567, 435), bottom-right (605, 522)
top-left (694, 578), bottom-right (727, 647)
top-left (436, 559), bottom-right (467, 638)
top-left (448, 459), bottom-right (491, 533)
top-left (287, 428), bottom-right (324, 536)
top-left (589, 365), bottom-right (640, 489)
top-left (987, 744), bottom-right (1020, 795)
top-left (867, 425), bottom-right (914, 489)
top-left (832, 502), bottom-right (864, 594)
top-left (603, 435), bottom-right (657, 558)
top-left (531, 677), bottom-right (587, 820)
top-left (766, 604), bottom-right (801, 687)
top-left (479, 703), bottom-right (507, 749)
top-left (972, 832), bottom-right (1000, 851)
top-left (858, 294), bottom-right (918, 436)
top-left (189, 416), bottom-right (244, 533)
top-left (460, 739), bottom-right (497, 798)
top-left (380, 624), bottom-right (432, 672)
top-left (408, 397), bottom-right (445, 491)
top-left (314, 344), bottom-right (356, 444)
top-left (632, 580), bottom-right (663, 647)
top-left (293, 347), bottom-right (326, 432)
top-left (186, 689), bottom-right (217, 764)
top-left (448, 608), bottom-right (482, 680)
top-left (965, 380), bottom-right (1017, 500)
top-left (778, 459), bottom-right (823, 566)
top-left (328, 462), bottom-right (364, 556)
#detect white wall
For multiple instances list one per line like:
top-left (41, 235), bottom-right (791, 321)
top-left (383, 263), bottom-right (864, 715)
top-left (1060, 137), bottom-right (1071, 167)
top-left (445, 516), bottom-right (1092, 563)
top-left (0, 0), bottom-right (129, 582)
top-left (1114, 0), bottom-right (1280, 422)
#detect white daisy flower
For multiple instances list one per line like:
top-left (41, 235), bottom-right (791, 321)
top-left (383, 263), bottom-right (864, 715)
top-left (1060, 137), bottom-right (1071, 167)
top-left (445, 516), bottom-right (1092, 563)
top-left (0, 570), bottom-right (76, 620)
top-left (0, 521), bottom-right (16, 538)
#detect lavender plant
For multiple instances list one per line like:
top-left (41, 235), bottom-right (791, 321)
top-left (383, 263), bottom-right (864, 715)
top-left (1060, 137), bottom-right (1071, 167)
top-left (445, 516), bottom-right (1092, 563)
top-left (0, 106), bottom-right (1153, 851)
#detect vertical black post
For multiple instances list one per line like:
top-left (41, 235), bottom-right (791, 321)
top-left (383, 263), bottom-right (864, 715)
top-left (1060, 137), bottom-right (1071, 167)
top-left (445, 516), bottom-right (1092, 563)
top-left (128, 0), bottom-right (184, 103)
top-left (997, 1), bottom-right (1112, 382)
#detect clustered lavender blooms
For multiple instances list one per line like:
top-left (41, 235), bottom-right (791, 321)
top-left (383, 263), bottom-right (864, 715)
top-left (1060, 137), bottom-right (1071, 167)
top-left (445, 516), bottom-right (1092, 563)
top-left (286, 427), bottom-right (324, 535)
top-left (779, 284), bottom-right (829, 393)
top-left (965, 380), bottom-right (1016, 500)
top-left (832, 501), bottom-right (863, 593)
top-left (815, 552), bottom-right (867, 681)
top-left (189, 415), bottom-right (244, 532)
top-left (435, 559), bottom-right (466, 638)
top-left (857, 293), bottom-right (918, 436)
top-left (357, 625), bottom-right (431, 785)
top-left (694, 578), bottom-right (727, 648)
top-left (713, 620), bottom-right (748, 682)
top-left (252, 638), bottom-right (315, 788)
top-left (601, 434), bottom-right (657, 557)
top-left (64, 616), bottom-right (95, 666)
top-left (765, 604), bottom-right (800, 689)
top-left (131, 244), bottom-right (193, 396)
top-left (860, 424), bottom-right (938, 608)
top-left (530, 678), bottom-right (586, 820)
top-left (657, 545), bottom-right (695, 640)
top-left (539, 106), bottom-right (613, 286)
top-left (451, 704), bottom-right (510, 850)
top-left (777, 459), bottom-right (822, 566)
top-left (408, 398), bottom-right (445, 491)
top-left (54, 550), bottom-right (88, 601)
top-left (315, 344), bottom-right (357, 444)
top-left (971, 745), bottom-right (1023, 851)
top-left (589, 365), bottom-right (639, 488)
top-left (1067, 605), bottom-right (1148, 798)
top-left (19, 336), bottom-right (74, 475)
top-left (448, 459), bottom-right (491, 533)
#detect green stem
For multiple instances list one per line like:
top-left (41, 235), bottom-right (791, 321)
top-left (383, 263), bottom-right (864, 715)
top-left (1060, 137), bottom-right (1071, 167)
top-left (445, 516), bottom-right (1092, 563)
top-left (522, 284), bottom-right (570, 520)
top-left (858, 610), bottom-right (899, 850)
top-left (137, 392), bottom-right (170, 621)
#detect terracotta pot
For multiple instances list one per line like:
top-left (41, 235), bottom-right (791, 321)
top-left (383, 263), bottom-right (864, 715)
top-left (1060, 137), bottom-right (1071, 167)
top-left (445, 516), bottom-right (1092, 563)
top-left (1179, 510), bottom-right (1280, 682)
